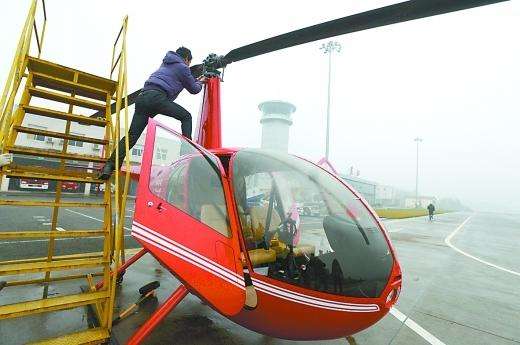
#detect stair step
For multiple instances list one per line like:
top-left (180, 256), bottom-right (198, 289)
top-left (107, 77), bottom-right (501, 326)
top-left (0, 230), bottom-right (106, 239)
top-left (28, 87), bottom-right (106, 111)
top-left (28, 328), bottom-right (110, 345)
top-left (0, 200), bottom-right (107, 207)
top-left (1, 252), bottom-right (105, 266)
top-left (6, 145), bottom-right (106, 163)
top-left (23, 105), bottom-right (106, 127)
top-left (14, 126), bottom-right (108, 145)
top-left (0, 290), bottom-right (109, 319)
top-left (0, 258), bottom-right (108, 276)
top-left (32, 72), bottom-right (110, 101)
top-left (5, 164), bottom-right (105, 184)
top-left (28, 56), bottom-right (117, 94)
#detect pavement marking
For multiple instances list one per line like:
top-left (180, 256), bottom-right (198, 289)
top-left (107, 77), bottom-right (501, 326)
top-left (42, 222), bottom-right (52, 225)
top-left (65, 209), bottom-right (131, 232)
top-left (56, 227), bottom-right (66, 232)
top-left (444, 215), bottom-right (520, 277)
top-left (390, 308), bottom-right (446, 345)
top-left (387, 227), bottom-right (403, 233)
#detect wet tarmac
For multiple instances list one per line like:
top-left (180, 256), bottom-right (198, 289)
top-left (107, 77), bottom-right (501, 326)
top-left (1, 196), bottom-right (519, 344)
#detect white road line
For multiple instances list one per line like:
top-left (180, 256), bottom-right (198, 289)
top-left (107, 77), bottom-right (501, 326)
top-left (56, 227), bottom-right (66, 232)
top-left (388, 227), bottom-right (403, 233)
top-left (65, 209), bottom-right (131, 232)
top-left (42, 222), bottom-right (51, 225)
top-left (390, 308), bottom-right (446, 345)
top-left (444, 215), bottom-right (520, 277)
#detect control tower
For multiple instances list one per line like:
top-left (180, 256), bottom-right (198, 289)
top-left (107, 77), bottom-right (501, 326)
top-left (258, 101), bottom-right (296, 152)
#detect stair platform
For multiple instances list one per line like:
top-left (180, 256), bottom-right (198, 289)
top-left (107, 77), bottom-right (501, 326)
top-left (27, 56), bottom-right (117, 95)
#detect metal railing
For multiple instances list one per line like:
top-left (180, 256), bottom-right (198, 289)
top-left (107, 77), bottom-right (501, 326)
top-left (106, 15), bottom-right (131, 331)
top-left (0, 0), bottom-right (47, 148)
top-left (0, 1), bottom-right (131, 337)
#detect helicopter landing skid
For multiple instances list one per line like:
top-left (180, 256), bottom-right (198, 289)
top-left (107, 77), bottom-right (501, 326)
top-left (98, 248), bottom-right (190, 344)
top-left (95, 248), bottom-right (148, 291)
top-left (126, 284), bottom-right (189, 345)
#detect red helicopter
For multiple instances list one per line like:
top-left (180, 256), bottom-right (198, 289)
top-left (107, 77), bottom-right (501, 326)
top-left (94, 0), bottom-right (505, 343)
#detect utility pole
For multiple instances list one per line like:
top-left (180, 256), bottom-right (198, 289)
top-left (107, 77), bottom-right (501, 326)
top-left (414, 137), bottom-right (423, 208)
top-left (320, 41), bottom-right (341, 160)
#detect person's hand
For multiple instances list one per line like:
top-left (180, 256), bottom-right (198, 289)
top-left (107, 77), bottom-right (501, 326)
top-left (197, 76), bottom-right (207, 83)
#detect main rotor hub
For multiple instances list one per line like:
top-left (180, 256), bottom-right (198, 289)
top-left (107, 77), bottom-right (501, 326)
top-left (202, 53), bottom-right (226, 77)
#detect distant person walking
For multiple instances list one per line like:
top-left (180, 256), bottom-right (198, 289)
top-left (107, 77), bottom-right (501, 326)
top-left (427, 203), bottom-right (435, 221)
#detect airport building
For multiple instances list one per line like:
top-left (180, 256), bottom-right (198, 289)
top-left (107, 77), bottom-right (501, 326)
top-left (0, 112), bottom-right (147, 195)
top-left (405, 196), bottom-right (437, 208)
top-left (339, 174), bottom-right (377, 205)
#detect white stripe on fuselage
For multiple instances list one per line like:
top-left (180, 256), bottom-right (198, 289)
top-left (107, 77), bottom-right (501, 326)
top-left (132, 221), bottom-right (381, 313)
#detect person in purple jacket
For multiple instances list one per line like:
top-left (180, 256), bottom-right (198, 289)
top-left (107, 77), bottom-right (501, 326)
top-left (99, 47), bottom-right (204, 180)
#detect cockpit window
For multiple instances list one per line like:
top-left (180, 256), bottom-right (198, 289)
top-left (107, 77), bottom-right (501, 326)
top-left (232, 149), bottom-right (393, 298)
top-left (149, 127), bottom-right (230, 237)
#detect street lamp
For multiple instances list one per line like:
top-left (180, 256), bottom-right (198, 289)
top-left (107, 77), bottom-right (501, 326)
top-left (414, 137), bottom-right (423, 208)
top-left (320, 41), bottom-right (341, 160)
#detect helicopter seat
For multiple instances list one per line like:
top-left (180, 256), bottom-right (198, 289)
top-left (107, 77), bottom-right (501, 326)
top-left (269, 238), bottom-right (316, 258)
top-left (200, 205), bottom-right (230, 237)
top-left (248, 248), bottom-right (277, 266)
top-left (249, 206), bottom-right (316, 259)
top-left (249, 206), bottom-right (281, 242)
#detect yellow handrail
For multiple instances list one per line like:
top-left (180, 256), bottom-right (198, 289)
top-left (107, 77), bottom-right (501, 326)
top-left (0, 0), bottom-right (47, 148)
top-left (106, 15), bottom-right (131, 331)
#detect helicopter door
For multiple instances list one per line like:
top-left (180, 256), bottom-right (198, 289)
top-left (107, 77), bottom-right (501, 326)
top-left (132, 118), bottom-right (245, 316)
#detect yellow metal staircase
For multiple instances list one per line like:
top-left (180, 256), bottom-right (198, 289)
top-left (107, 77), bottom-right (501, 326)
top-left (0, 1), bottom-right (131, 344)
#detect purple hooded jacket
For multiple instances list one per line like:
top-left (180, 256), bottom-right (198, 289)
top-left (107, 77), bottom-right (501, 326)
top-left (143, 51), bottom-right (202, 101)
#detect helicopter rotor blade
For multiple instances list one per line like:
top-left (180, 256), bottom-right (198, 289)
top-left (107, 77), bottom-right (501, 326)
top-left (190, 63), bottom-right (204, 79)
top-left (223, 0), bottom-right (506, 64)
top-left (90, 88), bottom-right (141, 119)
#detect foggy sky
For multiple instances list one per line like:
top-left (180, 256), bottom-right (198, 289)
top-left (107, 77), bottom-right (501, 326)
top-left (1, 1), bottom-right (518, 213)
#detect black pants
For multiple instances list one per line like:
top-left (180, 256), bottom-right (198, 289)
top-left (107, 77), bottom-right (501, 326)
top-left (108, 89), bottom-right (192, 166)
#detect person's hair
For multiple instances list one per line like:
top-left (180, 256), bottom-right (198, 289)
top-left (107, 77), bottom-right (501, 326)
top-left (176, 47), bottom-right (192, 62)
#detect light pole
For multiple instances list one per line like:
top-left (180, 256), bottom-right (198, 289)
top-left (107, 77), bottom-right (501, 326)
top-left (414, 137), bottom-right (423, 208)
top-left (320, 41), bottom-right (341, 160)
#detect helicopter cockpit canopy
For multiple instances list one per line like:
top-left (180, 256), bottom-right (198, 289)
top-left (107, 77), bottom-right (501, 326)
top-left (232, 149), bottom-right (393, 298)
